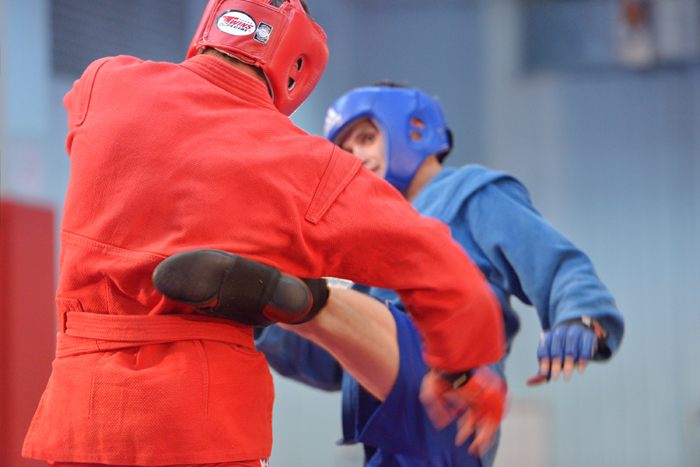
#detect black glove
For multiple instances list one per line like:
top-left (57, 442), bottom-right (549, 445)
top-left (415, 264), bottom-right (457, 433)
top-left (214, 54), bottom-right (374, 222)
top-left (152, 249), bottom-right (329, 327)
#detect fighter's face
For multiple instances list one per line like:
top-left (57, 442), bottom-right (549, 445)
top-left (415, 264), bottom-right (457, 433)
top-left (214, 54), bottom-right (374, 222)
top-left (336, 118), bottom-right (387, 179)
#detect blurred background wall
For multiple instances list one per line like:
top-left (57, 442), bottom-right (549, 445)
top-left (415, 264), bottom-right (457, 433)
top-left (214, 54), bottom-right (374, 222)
top-left (1, 1), bottom-right (698, 466)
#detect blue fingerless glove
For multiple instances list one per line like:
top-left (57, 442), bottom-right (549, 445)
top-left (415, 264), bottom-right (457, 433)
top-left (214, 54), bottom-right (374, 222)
top-left (538, 316), bottom-right (609, 364)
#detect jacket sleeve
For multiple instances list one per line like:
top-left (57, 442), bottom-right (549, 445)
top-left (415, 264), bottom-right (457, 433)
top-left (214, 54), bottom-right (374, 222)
top-left (466, 178), bottom-right (624, 357)
top-left (255, 325), bottom-right (343, 391)
top-left (304, 148), bottom-right (506, 373)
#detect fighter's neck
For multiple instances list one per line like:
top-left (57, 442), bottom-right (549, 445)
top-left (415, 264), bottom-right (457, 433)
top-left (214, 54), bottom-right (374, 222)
top-left (404, 156), bottom-right (442, 203)
top-left (200, 48), bottom-right (270, 95)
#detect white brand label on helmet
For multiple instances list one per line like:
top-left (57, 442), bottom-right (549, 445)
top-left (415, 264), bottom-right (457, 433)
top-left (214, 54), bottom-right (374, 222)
top-left (324, 108), bottom-right (342, 137)
top-left (217, 10), bottom-right (256, 36)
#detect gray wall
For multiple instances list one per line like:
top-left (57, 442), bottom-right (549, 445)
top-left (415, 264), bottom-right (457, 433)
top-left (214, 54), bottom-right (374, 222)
top-left (2, 1), bottom-right (698, 466)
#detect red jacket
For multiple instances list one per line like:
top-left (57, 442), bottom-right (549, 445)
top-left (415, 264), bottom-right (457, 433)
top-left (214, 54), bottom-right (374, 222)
top-left (23, 54), bottom-right (504, 464)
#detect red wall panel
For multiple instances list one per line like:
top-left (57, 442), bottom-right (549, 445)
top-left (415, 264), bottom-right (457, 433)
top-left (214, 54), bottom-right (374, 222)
top-left (0, 200), bottom-right (56, 467)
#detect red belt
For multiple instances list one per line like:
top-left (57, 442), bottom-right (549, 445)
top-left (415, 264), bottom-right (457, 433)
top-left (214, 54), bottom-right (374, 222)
top-left (56, 311), bottom-right (254, 358)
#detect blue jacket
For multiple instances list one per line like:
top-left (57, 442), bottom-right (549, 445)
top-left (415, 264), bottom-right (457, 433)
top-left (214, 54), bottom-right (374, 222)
top-left (256, 165), bottom-right (624, 465)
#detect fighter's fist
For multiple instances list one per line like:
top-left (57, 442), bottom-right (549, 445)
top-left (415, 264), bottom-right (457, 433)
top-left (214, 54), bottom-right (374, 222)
top-left (153, 249), bottom-right (329, 327)
top-left (527, 316), bottom-right (608, 385)
top-left (420, 367), bottom-right (507, 456)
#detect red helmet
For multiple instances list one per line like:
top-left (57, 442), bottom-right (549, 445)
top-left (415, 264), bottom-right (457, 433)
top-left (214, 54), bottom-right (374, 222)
top-left (187, 0), bottom-right (329, 116)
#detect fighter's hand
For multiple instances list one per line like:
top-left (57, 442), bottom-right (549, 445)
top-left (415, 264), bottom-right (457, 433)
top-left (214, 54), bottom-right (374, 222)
top-left (420, 367), bottom-right (507, 456)
top-left (526, 316), bottom-right (607, 386)
top-left (152, 249), bottom-right (329, 327)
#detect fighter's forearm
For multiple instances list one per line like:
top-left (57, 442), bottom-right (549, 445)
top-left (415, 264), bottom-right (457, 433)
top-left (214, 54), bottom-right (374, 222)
top-left (279, 287), bottom-right (399, 401)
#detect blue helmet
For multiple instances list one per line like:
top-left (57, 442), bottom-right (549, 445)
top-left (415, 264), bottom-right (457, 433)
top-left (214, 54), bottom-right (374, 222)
top-left (323, 85), bottom-right (452, 193)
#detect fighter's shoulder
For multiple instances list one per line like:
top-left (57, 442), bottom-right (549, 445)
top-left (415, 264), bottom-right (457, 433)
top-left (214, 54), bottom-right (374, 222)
top-left (455, 164), bottom-right (530, 199)
top-left (78, 55), bottom-right (145, 78)
top-left (422, 164), bottom-right (517, 201)
top-left (453, 164), bottom-right (510, 183)
top-left (65, 56), bottom-right (148, 126)
top-left (302, 141), bottom-right (363, 224)
top-left (272, 125), bottom-right (346, 162)
top-left (417, 165), bottom-right (531, 221)
top-left (71, 56), bottom-right (154, 94)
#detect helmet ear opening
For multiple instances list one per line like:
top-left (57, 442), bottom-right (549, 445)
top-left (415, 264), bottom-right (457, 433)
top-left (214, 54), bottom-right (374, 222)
top-left (295, 58), bottom-right (303, 71)
top-left (288, 77), bottom-right (296, 91)
top-left (410, 117), bottom-right (425, 142)
top-left (410, 117), bottom-right (425, 129)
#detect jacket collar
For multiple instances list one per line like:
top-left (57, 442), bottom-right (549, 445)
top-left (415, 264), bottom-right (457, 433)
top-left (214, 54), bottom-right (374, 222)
top-left (181, 54), bottom-right (277, 112)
